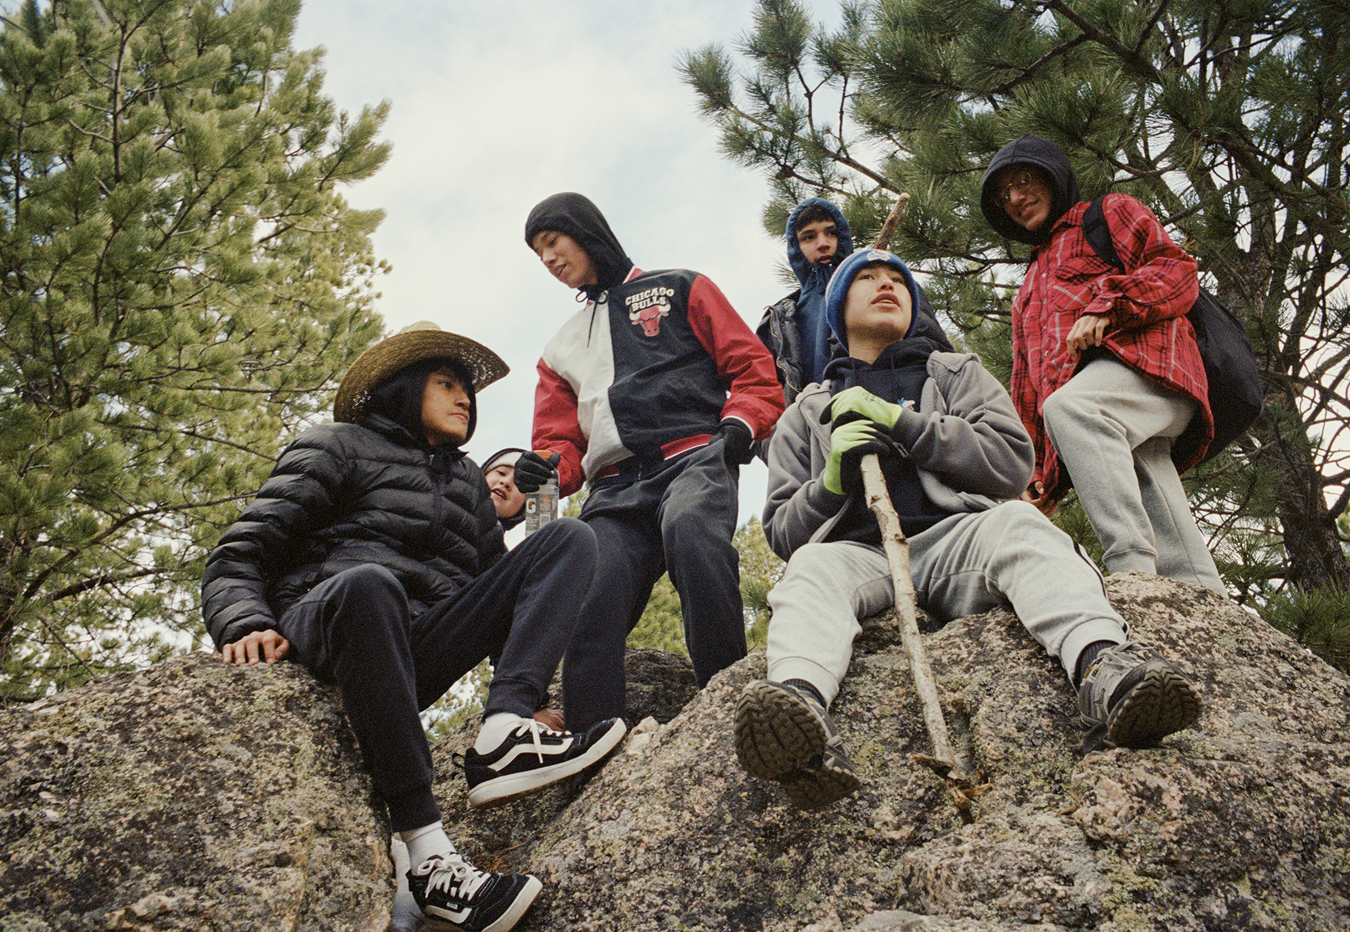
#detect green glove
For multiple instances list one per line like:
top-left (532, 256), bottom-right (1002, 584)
top-left (824, 385), bottom-right (905, 430)
top-left (822, 419), bottom-right (891, 495)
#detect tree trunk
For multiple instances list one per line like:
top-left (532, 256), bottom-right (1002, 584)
top-left (1261, 398), bottom-right (1350, 591)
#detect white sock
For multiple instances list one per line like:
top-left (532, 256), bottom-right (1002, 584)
top-left (473, 712), bottom-right (529, 754)
top-left (399, 821), bottom-right (455, 869)
top-left (388, 838), bottom-right (421, 930)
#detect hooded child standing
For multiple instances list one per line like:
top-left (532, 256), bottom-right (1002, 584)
top-left (980, 135), bottom-right (1224, 593)
top-left (739, 249), bottom-right (1202, 809)
top-left (757, 197), bottom-right (855, 403)
top-left (757, 197), bottom-right (951, 405)
top-left (202, 323), bottom-right (626, 932)
top-left (520, 192), bottom-right (785, 733)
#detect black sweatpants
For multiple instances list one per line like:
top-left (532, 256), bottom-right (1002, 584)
top-left (275, 517), bottom-right (596, 832)
top-left (564, 440), bottom-right (746, 732)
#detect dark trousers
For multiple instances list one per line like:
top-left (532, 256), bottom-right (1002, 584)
top-left (275, 518), bottom-right (596, 832)
top-left (564, 441), bottom-right (745, 731)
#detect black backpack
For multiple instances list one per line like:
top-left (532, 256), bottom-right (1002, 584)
top-left (1080, 197), bottom-right (1263, 462)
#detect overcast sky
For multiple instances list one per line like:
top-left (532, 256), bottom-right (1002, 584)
top-left (290, 0), bottom-right (846, 522)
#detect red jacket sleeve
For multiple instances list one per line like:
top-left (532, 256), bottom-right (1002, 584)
top-left (531, 358), bottom-right (588, 497)
top-left (1085, 194), bottom-right (1199, 330)
top-left (684, 275), bottom-right (786, 439)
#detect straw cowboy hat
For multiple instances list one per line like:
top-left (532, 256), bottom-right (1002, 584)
top-left (334, 321), bottom-right (509, 423)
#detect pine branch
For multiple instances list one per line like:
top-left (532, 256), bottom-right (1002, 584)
top-left (44, 566), bottom-right (159, 603)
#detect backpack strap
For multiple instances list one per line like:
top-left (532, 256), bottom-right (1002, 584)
top-left (1080, 196), bottom-right (1123, 270)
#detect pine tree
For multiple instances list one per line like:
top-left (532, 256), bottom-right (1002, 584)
top-left (0, 0), bottom-right (389, 696)
top-left (737, 517), bottom-right (785, 650)
top-left (682, 0), bottom-right (1350, 613)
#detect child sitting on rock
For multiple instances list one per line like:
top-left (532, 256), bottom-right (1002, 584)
top-left (203, 322), bottom-right (625, 931)
top-left (738, 249), bottom-right (1201, 809)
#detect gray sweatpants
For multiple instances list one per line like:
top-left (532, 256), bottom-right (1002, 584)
top-left (766, 501), bottom-right (1128, 707)
top-left (1042, 358), bottom-right (1224, 593)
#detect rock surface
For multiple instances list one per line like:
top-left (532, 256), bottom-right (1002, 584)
top-left (618, 646), bottom-right (699, 728)
top-left (440, 574), bottom-right (1350, 932)
top-left (2, 574), bottom-right (1348, 932)
top-left (0, 654), bottom-right (391, 932)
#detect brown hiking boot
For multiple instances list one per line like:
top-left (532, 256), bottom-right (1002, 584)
top-left (734, 679), bottom-right (861, 809)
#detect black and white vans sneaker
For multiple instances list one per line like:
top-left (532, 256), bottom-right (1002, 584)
top-left (407, 851), bottom-right (541, 932)
top-left (464, 717), bottom-right (627, 808)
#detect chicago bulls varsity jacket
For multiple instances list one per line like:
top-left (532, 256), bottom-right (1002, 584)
top-left (533, 266), bottom-right (785, 496)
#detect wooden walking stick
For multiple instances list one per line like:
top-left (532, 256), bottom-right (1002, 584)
top-left (857, 192), bottom-right (987, 823)
top-left (858, 458), bottom-right (985, 822)
top-left (872, 192), bottom-right (910, 256)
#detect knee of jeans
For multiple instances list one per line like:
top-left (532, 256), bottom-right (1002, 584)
top-left (535, 516), bottom-right (598, 557)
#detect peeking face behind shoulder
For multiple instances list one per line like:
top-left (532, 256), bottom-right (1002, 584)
top-left (484, 462), bottom-right (525, 521)
top-left (481, 448), bottom-right (528, 523)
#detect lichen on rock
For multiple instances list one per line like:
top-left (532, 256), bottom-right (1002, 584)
top-left (0, 654), bottom-right (391, 932)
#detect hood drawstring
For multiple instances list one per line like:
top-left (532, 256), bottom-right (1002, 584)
top-left (587, 300), bottom-right (599, 348)
top-left (583, 290), bottom-right (608, 348)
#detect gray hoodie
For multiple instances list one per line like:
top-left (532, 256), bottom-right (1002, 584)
top-left (762, 351), bottom-right (1034, 561)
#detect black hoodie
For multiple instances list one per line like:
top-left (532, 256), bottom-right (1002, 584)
top-left (979, 135), bottom-right (1083, 246)
top-left (524, 193), bottom-right (635, 301)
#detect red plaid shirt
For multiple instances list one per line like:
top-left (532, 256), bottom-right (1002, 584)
top-left (1012, 193), bottom-right (1212, 500)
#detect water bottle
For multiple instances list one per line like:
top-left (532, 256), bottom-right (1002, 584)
top-left (524, 451), bottom-right (558, 535)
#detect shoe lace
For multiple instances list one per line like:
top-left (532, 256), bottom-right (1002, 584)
top-left (424, 853), bottom-right (490, 902)
top-left (515, 717), bottom-right (569, 764)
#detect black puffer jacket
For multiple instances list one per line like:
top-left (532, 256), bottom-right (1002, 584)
top-left (201, 414), bottom-right (504, 649)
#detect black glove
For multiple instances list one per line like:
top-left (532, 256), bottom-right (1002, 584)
top-left (513, 450), bottom-right (560, 493)
top-left (717, 419), bottom-right (755, 466)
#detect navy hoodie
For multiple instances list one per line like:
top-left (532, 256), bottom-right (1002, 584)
top-left (786, 198), bottom-right (855, 384)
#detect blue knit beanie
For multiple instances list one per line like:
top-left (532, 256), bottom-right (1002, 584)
top-left (825, 248), bottom-right (920, 349)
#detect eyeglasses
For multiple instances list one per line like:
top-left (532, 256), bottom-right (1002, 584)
top-left (995, 171), bottom-right (1036, 207)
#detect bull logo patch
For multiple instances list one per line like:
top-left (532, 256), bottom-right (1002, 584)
top-left (625, 286), bottom-right (674, 337)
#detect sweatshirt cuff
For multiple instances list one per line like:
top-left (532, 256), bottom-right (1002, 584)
top-left (888, 407), bottom-right (926, 452)
top-left (809, 478), bottom-right (848, 509)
